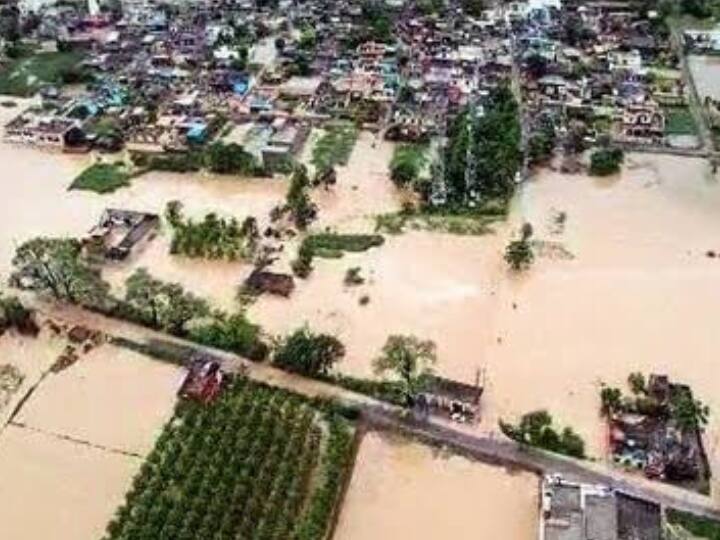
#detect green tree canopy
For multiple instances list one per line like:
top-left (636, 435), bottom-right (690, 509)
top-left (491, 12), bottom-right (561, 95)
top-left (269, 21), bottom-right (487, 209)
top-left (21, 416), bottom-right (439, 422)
top-left (373, 334), bottom-right (437, 406)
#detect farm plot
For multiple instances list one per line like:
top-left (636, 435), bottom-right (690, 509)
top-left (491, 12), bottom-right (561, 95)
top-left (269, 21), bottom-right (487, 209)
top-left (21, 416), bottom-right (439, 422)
top-left (103, 378), bottom-right (355, 540)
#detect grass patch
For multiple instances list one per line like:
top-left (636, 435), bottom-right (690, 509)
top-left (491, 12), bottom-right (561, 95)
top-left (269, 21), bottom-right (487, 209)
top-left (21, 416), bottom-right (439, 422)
top-left (376, 199), bottom-right (508, 236)
top-left (311, 122), bottom-right (358, 172)
top-left (667, 509), bottom-right (720, 539)
top-left (0, 50), bottom-right (87, 97)
top-left (303, 233), bottom-right (385, 258)
top-left (664, 106), bottom-right (698, 136)
top-left (103, 377), bottom-right (355, 540)
top-left (69, 162), bottom-right (131, 194)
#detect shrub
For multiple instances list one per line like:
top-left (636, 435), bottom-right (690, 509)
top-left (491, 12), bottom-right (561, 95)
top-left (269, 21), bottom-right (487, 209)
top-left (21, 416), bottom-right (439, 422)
top-left (189, 313), bottom-right (269, 361)
top-left (274, 327), bottom-right (345, 377)
top-left (589, 147), bottom-right (624, 176)
top-left (69, 163), bottom-right (130, 194)
top-left (500, 409), bottom-right (586, 459)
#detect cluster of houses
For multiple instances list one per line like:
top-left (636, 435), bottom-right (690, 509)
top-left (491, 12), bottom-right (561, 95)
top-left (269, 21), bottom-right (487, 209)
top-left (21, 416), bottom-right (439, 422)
top-left (1, 0), bottom-right (709, 163)
top-left (517, 0), bottom-right (697, 151)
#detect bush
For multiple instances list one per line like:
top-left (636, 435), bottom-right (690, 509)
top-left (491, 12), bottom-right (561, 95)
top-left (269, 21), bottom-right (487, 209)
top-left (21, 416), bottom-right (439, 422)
top-left (589, 147), bottom-right (624, 176)
top-left (500, 409), bottom-right (586, 459)
top-left (274, 327), bottom-right (345, 377)
top-left (390, 144), bottom-right (428, 187)
top-left (303, 233), bottom-right (385, 255)
top-left (69, 163), bottom-right (130, 194)
top-left (189, 313), bottom-right (269, 361)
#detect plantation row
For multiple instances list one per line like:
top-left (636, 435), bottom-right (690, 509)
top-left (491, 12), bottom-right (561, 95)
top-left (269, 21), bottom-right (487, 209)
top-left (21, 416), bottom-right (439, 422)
top-left (103, 378), bottom-right (355, 540)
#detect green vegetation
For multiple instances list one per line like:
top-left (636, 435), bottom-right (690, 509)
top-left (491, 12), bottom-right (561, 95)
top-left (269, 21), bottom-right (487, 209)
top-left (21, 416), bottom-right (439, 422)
top-left (205, 141), bottom-right (261, 175)
top-left (11, 237), bottom-right (109, 307)
top-left (189, 312), bottom-right (269, 362)
top-left (375, 200), bottom-right (508, 236)
top-left (600, 372), bottom-right (709, 431)
top-left (667, 508), bottom-right (720, 539)
top-left (443, 85), bottom-right (522, 205)
top-left (103, 378), bottom-right (356, 540)
top-left (303, 233), bottom-right (385, 258)
top-left (664, 106), bottom-right (698, 136)
top-left (390, 144), bottom-right (429, 187)
top-left (500, 410), bottom-right (586, 459)
top-left (292, 233), bottom-right (384, 278)
top-left (131, 142), bottom-right (262, 177)
top-left (286, 165), bottom-right (317, 230)
top-left (69, 163), bottom-right (131, 194)
top-left (528, 117), bottom-right (557, 166)
top-left (0, 50), bottom-right (88, 96)
top-left (165, 201), bottom-right (259, 261)
top-left (504, 223), bottom-right (535, 271)
top-left (274, 327), bottom-right (346, 377)
top-left (0, 294), bottom-right (37, 336)
top-left (311, 123), bottom-right (358, 174)
top-left (589, 147), bottom-right (624, 176)
top-left (124, 268), bottom-right (210, 335)
top-left (373, 335), bottom-right (437, 407)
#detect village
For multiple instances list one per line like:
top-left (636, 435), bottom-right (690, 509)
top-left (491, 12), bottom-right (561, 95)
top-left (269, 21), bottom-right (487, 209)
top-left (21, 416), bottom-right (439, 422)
top-left (2, 0), bottom-right (720, 539)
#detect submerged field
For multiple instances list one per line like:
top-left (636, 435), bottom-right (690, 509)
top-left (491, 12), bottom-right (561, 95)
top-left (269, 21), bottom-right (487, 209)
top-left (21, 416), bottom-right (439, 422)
top-left (3, 106), bottom-right (720, 504)
top-left (0, 332), bottom-right (181, 540)
top-left (103, 377), bottom-right (355, 540)
top-left (334, 431), bottom-right (539, 540)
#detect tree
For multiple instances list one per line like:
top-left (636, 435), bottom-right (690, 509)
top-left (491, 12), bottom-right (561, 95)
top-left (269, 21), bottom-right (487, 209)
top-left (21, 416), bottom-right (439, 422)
top-left (124, 269), bottom-right (209, 335)
top-left (373, 335), bottom-right (437, 406)
top-left (600, 385), bottom-right (623, 416)
top-left (12, 237), bottom-right (109, 306)
top-left (499, 409), bottom-right (585, 458)
top-left (670, 391), bottom-right (710, 432)
top-left (205, 142), bottom-right (257, 175)
top-left (528, 119), bottom-right (556, 166)
top-left (628, 372), bottom-right (647, 395)
top-left (124, 268), bottom-right (166, 327)
top-left (461, 0), bottom-right (485, 17)
top-left (504, 223), bottom-right (534, 271)
top-left (0, 5), bottom-right (20, 45)
top-left (273, 327), bottom-right (345, 377)
top-left (286, 165), bottom-right (317, 229)
top-left (589, 147), bottom-right (624, 176)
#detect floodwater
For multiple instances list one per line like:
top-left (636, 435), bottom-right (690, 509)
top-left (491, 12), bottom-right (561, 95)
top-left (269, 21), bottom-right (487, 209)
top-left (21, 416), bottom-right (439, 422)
top-left (0, 107), bottom-right (287, 309)
top-left (482, 155), bottom-right (720, 498)
top-left (0, 330), bottom-right (66, 428)
top-left (688, 55), bottom-right (720, 101)
top-left (334, 431), bottom-right (539, 540)
top-left (0, 424), bottom-right (140, 540)
top-left (14, 342), bottom-right (182, 455)
top-left (253, 153), bottom-right (720, 499)
top-left (312, 131), bottom-right (402, 231)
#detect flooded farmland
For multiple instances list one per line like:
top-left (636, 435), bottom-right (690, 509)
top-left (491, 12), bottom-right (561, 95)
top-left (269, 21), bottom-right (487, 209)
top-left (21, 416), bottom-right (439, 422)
top-left (3, 110), bottom-right (720, 507)
top-left (334, 431), bottom-right (539, 540)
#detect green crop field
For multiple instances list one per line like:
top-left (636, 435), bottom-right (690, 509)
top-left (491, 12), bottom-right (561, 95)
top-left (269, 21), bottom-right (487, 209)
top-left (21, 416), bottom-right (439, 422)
top-left (103, 378), bottom-right (355, 540)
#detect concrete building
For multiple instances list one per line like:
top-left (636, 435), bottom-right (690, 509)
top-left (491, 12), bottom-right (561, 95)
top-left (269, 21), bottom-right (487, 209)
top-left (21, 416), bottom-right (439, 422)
top-left (540, 475), bottom-right (662, 540)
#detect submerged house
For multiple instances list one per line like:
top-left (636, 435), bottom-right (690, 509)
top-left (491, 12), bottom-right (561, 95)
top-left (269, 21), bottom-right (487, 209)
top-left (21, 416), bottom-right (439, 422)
top-left (85, 208), bottom-right (160, 261)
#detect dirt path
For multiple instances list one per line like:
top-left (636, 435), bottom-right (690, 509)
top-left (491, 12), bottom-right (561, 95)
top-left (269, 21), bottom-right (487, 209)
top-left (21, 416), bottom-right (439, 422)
top-left (28, 299), bottom-right (720, 521)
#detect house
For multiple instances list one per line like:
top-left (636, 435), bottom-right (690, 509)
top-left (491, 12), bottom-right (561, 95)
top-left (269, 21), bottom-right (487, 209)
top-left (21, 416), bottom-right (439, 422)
top-left (85, 208), bottom-right (159, 261)
top-left (541, 475), bottom-right (662, 540)
top-left (621, 103), bottom-right (664, 142)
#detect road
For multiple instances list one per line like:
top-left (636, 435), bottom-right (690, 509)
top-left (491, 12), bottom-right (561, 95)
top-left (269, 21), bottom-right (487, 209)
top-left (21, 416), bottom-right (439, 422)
top-left (32, 300), bottom-right (720, 522)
